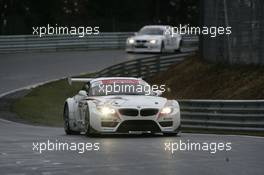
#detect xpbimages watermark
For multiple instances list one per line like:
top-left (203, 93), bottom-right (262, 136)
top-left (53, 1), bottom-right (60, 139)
top-left (32, 24), bottom-right (100, 37)
top-left (97, 82), bottom-right (166, 95)
top-left (32, 139), bottom-right (100, 154)
top-left (164, 140), bottom-right (232, 154)
top-left (165, 24), bottom-right (232, 38)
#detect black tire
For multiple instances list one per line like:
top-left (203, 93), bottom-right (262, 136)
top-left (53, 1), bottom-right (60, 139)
top-left (63, 103), bottom-right (80, 135)
top-left (178, 40), bottom-right (183, 52)
top-left (160, 41), bottom-right (165, 53)
top-left (84, 106), bottom-right (100, 137)
top-left (84, 106), bottom-right (91, 136)
top-left (175, 40), bottom-right (182, 52)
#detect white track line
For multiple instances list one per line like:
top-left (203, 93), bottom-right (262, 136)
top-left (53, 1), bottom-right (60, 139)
top-left (0, 77), bottom-right (66, 98)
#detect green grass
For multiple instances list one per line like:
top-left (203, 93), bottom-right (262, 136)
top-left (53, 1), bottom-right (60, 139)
top-left (12, 74), bottom-right (94, 126)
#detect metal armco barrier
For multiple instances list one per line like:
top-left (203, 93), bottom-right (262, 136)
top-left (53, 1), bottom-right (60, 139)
top-left (0, 32), bottom-right (198, 53)
top-left (97, 52), bottom-right (194, 78)
top-left (179, 100), bottom-right (264, 132)
top-left (0, 32), bottom-right (131, 53)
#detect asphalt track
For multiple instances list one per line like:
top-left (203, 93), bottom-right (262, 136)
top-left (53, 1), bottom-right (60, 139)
top-left (0, 50), bottom-right (263, 175)
top-left (0, 50), bottom-right (154, 95)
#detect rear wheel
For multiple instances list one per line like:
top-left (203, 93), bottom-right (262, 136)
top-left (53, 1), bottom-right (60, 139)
top-left (63, 104), bottom-right (79, 135)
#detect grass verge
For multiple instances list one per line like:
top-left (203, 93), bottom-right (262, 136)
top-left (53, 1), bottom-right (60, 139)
top-left (149, 55), bottom-right (264, 99)
top-left (12, 74), bottom-right (94, 126)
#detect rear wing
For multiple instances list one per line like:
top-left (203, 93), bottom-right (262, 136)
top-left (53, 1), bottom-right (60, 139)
top-left (67, 77), bottom-right (94, 85)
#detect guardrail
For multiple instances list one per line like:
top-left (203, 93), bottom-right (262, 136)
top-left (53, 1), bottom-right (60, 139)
top-left (97, 52), bottom-right (193, 78)
top-left (179, 100), bottom-right (264, 133)
top-left (0, 32), bottom-right (130, 53)
top-left (0, 32), bottom-right (198, 53)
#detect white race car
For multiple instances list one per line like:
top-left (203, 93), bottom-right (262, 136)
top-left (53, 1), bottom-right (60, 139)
top-left (63, 77), bottom-right (181, 136)
top-left (126, 25), bottom-right (182, 53)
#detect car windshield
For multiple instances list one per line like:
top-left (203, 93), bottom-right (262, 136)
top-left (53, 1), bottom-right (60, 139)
top-left (89, 80), bottom-right (155, 96)
top-left (138, 27), bottom-right (164, 35)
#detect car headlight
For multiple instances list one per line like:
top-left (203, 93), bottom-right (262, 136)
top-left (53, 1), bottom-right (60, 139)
top-left (149, 39), bottom-right (157, 44)
top-left (160, 107), bottom-right (172, 114)
top-left (128, 38), bottom-right (135, 44)
top-left (98, 106), bottom-right (116, 115)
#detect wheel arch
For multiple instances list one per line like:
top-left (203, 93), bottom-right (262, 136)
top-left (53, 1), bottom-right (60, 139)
top-left (85, 100), bottom-right (96, 122)
top-left (65, 98), bottom-right (76, 120)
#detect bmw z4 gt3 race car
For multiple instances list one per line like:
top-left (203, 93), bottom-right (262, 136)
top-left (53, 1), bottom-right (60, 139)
top-left (63, 77), bottom-right (181, 136)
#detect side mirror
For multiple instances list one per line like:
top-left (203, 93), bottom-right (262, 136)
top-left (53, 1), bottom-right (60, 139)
top-left (134, 32), bottom-right (138, 36)
top-left (154, 90), bottom-right (162, 96)
top-left (78, 90), bottom-right (87, 96)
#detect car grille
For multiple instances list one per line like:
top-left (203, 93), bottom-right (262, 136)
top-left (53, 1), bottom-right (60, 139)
top-left (140, 108), bottom-right (159, 116)
top-left (118, 108), bottom-right (159, 117)
top-left (116, 120), bottom-right (161, 133)
top-left (136, 40), bottom-right (147, 43)
top-left (119, 109), bottom-right (138, 116)
top-left (135, 40), bottom-right (148, 48)
top-left (135, 45), bottom-right (148, 48)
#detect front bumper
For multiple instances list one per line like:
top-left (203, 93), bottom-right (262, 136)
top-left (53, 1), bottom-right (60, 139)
top-left (89, 107), bottom-right (181, 134)
top-left (126, 43), bottom-right (161, 53)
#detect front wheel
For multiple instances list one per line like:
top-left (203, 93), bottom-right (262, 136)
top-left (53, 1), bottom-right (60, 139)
top-left (160, 41), bottom-right (165, 53)
top-left (84, 106), bottom-right (97, 136)
top-left (84, 107), bottom-right (100, 137)
top-left (175, 40), bottom-right (182, 53)
top-left (84, 107), bottom-right (91, 136)
top-left (63, 104), bottom-right (79, 135)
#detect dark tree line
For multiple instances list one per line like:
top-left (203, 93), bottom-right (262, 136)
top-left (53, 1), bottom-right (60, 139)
top-left (0, 0), bottom-right (199, 34)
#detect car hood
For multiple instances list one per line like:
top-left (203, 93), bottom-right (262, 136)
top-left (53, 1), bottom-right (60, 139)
top-left (88, 95), bottom-right (167, 108)
top-left (131, 35), bottom-right (164, 41)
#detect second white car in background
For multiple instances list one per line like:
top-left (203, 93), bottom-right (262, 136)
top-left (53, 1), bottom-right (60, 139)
top-left (126, 25), bottom-right (182, 53)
